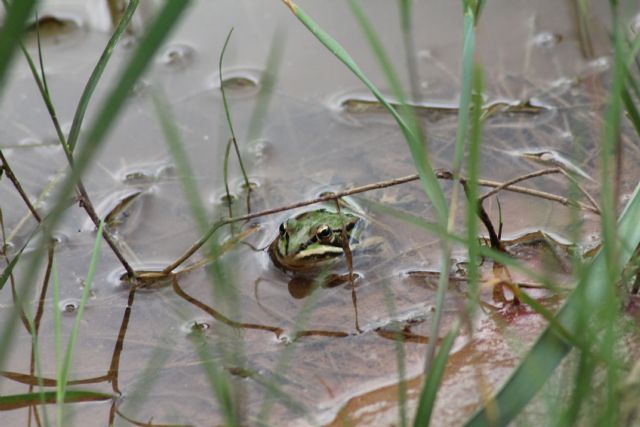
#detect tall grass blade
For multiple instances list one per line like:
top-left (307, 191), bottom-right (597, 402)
top-left (152, 68), bottom-right (242, 427)
top-left (414, 64), bottom-right (484, 427)
top-left (381, 285), bottom-right (408, 427)
top-left (0, 0), bottom-right (37, 95)
top-left (56, 220), bottom-right (104, 426)
top-left (118, 346), bottom-right (171, 423)
top-left (413, 324), bottom-right (459, 427)
top-left (345, 0), bottom-right (448, 224)
top-left (0, 0), bottom-right (191, 380)
top-left (52, 262), bottom-right (62, 426)
top-left (219, 27), bottom-right (251, 212)
top-left (465, 10), bottom-right (632, 424)
top-left (465, 169), bottom-right (640, 426)
top-left (397, 0), bottom-right (421, 101)
top-left (193, 335), bottom-right (238, 427)
top-left (247, 28), bottom-right (284, 142)
top-left (67, 0), bottom-right (140, 152)
top-left (451, 10), bottom-right (476, 173)
top-left (462, 62), bottom-right (484, 308)
top-left (464, 184), bottom-right (640, 427)
top-left (0, 241), bottom-right (26, 290)
top-left (283, 0), bottom-right (448, 223)
top-left (151, 90), bottom-right (208, 230)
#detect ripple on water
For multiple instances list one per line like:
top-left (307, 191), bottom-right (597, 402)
top-left (208, 68), bottom-right (261, 98)
top-left (25, 13), bottom-right (85, 47)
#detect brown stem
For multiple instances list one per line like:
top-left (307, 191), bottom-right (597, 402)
top-left (76, 191), bottom-right (135, 277)
top-left (0, 150), bottom-right (41, 222)
top-left (15, 32), bottom-right (136, 278)
top-left (462, 180), bottom-right (504, 252)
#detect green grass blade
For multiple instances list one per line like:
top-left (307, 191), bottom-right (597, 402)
top-left (42, 0), bottom-right (192, 229)
top-left (218, 27), bottom-right (251, 200)
top-left (151, 90), bottom-right (208, 230)
top-left (283, 0), bottom-right (448, 223)
top-left (465, 14), bottom-right (632, 424)
top-left (463, 65), bottom-right (483, 308)
top-left (247, 28), bottom-right (284, 142)
top-left (622, 87), bottom-right (640, 137)
top-left (344, 0), bottom-right (448, 224)
top-left (153, 62), bottom-right (241, 426)
top-left (413, 324), bottom-right (459, 427)
top-left (0, 221), bottom-right (41, 290)
top-left (192, 335), bottom-right (238, 427)
top-left (0, 241), bottom-right (25, 290)
top-left (0, 0), bottom-right (191, 378)
top-left (0, 0), bottom-right (37, 95)
top-left (52, 262), bottom-right (62, 426)
top-left (34, 11), bottom-right (50, 96)
top-left (397, 0), bottom-right (421, 101)
top-left (57, 220), bottom-right (104, 426)
top-left (414, 65), bottom-right (484, 427)
top-left (117, 343), bottom-right (172, 423)
top-left (67, 0), bottom-right (140, 152)
top-left (380, 284), bottom-right (408, 427)
top-left (451, 10), bottom-right (475, 173)
top-left (464, 176), bottom-right (640, 427)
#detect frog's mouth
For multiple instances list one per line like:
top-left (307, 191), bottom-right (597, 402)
top-left (269, 241), bottom-right (349, 272)
top-left (294, 245), bottom-right (345, 261)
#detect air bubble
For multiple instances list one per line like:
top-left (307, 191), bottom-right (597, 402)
top-left (158, 43), bottom-right (195, 68)
top-left (60, 300), bottom-right (79, 314)
top-left (182, 318), bottom-right (212, 334)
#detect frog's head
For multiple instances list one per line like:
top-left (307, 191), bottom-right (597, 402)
top-left (268, 209), bottom-right (362, 272)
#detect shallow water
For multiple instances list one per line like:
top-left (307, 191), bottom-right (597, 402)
top-left (0, 0), bottom-right (637, 425)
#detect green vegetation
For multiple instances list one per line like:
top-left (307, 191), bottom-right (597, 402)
top-left (1, 0), bottom-right (640, 426)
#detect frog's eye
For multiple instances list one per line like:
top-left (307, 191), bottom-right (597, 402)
top-left (316, 224), bottom-right (333, 242)
top-left (279, 223), bottom-right (287, 237)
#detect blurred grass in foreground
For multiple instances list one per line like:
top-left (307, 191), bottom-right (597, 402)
top-left (1, 0), bottom-right (640, 425)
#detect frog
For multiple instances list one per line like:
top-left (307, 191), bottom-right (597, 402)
top-left (268, 208), bottom-right (363, 273)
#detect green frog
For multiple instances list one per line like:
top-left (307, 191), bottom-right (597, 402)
top-left (268, 209), bottom-right (363, 273)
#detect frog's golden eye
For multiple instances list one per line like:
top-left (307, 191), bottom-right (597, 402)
top-left (316, 224), bottom-right (333, 243)
top-left (279, 223), bottom-right (287, 237)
